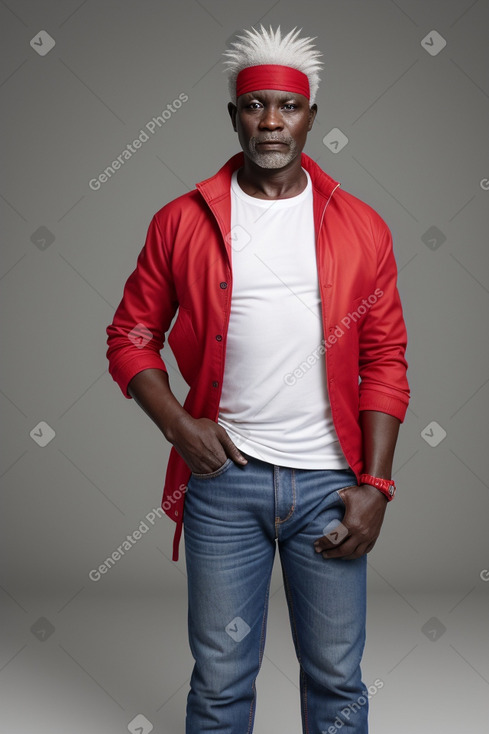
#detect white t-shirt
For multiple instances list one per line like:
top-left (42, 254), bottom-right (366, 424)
top-left (217, 168), bottom-right (349, 469)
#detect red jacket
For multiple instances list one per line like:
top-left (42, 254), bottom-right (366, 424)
top-left (106, 152), bottom-right (410, 560)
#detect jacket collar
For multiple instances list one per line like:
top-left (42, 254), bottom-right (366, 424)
top-left (196, 151), bottom-right (340, 206)
top-left (195, 152), bottom-right (341, 264)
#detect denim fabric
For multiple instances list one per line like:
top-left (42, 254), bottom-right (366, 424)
top-left (183, 451), bottom-right (368, 733)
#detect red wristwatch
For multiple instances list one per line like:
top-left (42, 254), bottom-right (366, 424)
top-left (359, 473), bottom-right (396, 501)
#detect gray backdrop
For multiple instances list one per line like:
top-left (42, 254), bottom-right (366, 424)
top-left (2, 1), bottom-right (488, 732)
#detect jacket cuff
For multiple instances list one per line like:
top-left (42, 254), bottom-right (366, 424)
top-left (359, 390), bottom-right (409, 423)
top-left (109, 356), bottom-right (168, 399)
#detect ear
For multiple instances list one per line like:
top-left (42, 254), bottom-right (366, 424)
top-left (308, 104), bottom-right (318, 131)
top-left (228, 102), bottom-right (238, 132)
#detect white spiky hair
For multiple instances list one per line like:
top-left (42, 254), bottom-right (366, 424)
top-left (223, 25), bottom-right (323, 105)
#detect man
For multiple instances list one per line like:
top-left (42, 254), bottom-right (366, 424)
top-left (106, 25), bottom-right (409, 733)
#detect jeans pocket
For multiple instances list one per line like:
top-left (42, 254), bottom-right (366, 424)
top-left (191, 457), bottom-right (233, 479)
top-left (336, 484), bottom-right (357, 507)
top-left (335, 490), bottom-right (346, 506)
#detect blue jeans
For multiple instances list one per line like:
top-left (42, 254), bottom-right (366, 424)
top-left (183, 451), bottom-right (368, 733)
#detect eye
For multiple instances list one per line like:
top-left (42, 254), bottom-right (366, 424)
top-left (283, 103), bottom-right (297, 110)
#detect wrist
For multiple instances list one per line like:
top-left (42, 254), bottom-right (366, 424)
top-left (359, 473), bottom-right (396, 501)
top-left (161, 406), bottom-right (191, 443)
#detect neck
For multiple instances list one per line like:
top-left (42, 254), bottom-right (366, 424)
top-left (237, 154), bottom-right (307, 199)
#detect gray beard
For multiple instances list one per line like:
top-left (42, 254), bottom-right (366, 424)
top-left (247, 136), bottom-right (298, 169)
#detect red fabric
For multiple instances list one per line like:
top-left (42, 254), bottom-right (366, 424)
top-left (106, 152), bottom-right (410, 561)
top-left (236, 64), bottom-right (310, 99)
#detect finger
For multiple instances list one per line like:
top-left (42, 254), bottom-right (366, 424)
top-left (319, 532), bottom-right (378, 558)
top-left (321, 537), bottom-right (360, 559)
top-left (220, 433), bottom-right (248, 465)
top-left (314, 537), bottom-right (347, 553)
top-left (314, 524), bottom-right (351, 552)
top-left (340, 544), bottom-right (371, 560)
top-left (337, 485), bottom-right (358, 502)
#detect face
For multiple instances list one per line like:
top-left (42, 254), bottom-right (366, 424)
top-left (228, 89), bottom-right (317, 169)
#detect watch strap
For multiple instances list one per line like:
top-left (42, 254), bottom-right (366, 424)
top-left (359, 473), bottom-right (396, 501)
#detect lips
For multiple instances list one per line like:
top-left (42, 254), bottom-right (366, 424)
top-left (256, 140), bottom-right (288, 146)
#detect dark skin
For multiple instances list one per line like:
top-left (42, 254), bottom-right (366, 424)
top-left (127, 88), bottom-right (401, 561)
top-left (227, 89), bottom-right (317, 199)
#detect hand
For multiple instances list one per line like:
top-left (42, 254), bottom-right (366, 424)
top-left (169, 414), bottom-right (248, 474)
top-left (313, 484), bottom-right (388, 560)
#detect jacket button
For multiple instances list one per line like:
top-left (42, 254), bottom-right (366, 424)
top-left (212, 381), bottom-right (219, 388)
top-left (216, 334), bottom-right (222, 341)
top-left (220, 281), bottom-right (228, 289)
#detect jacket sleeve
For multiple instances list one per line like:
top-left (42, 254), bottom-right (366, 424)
top-left (106, 214), bottom-right (178, 398)
top-left (358, 216), bottom-right (410, 422)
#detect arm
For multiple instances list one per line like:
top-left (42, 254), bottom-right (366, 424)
top-left (314, 409), bottom-right (400, 560)
top-left (107, 215), bottom-right (246, 474)
top-left (105, 215), bottom-right (178, 399)
top-left (127, 368), bottom-right (247, 474)
top-left (313, 215), bottom-right (408, 560)
top-left (358, 218), bottom-right (410, 420)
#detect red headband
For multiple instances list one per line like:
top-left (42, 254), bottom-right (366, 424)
top-left (236, 64), bottom-right (310, 100)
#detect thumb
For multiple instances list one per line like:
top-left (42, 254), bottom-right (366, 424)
top-left (222, 436), bottom-right (248, 465)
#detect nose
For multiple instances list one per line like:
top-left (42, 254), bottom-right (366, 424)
top-left (258, 105), bottom-right (283, 130)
